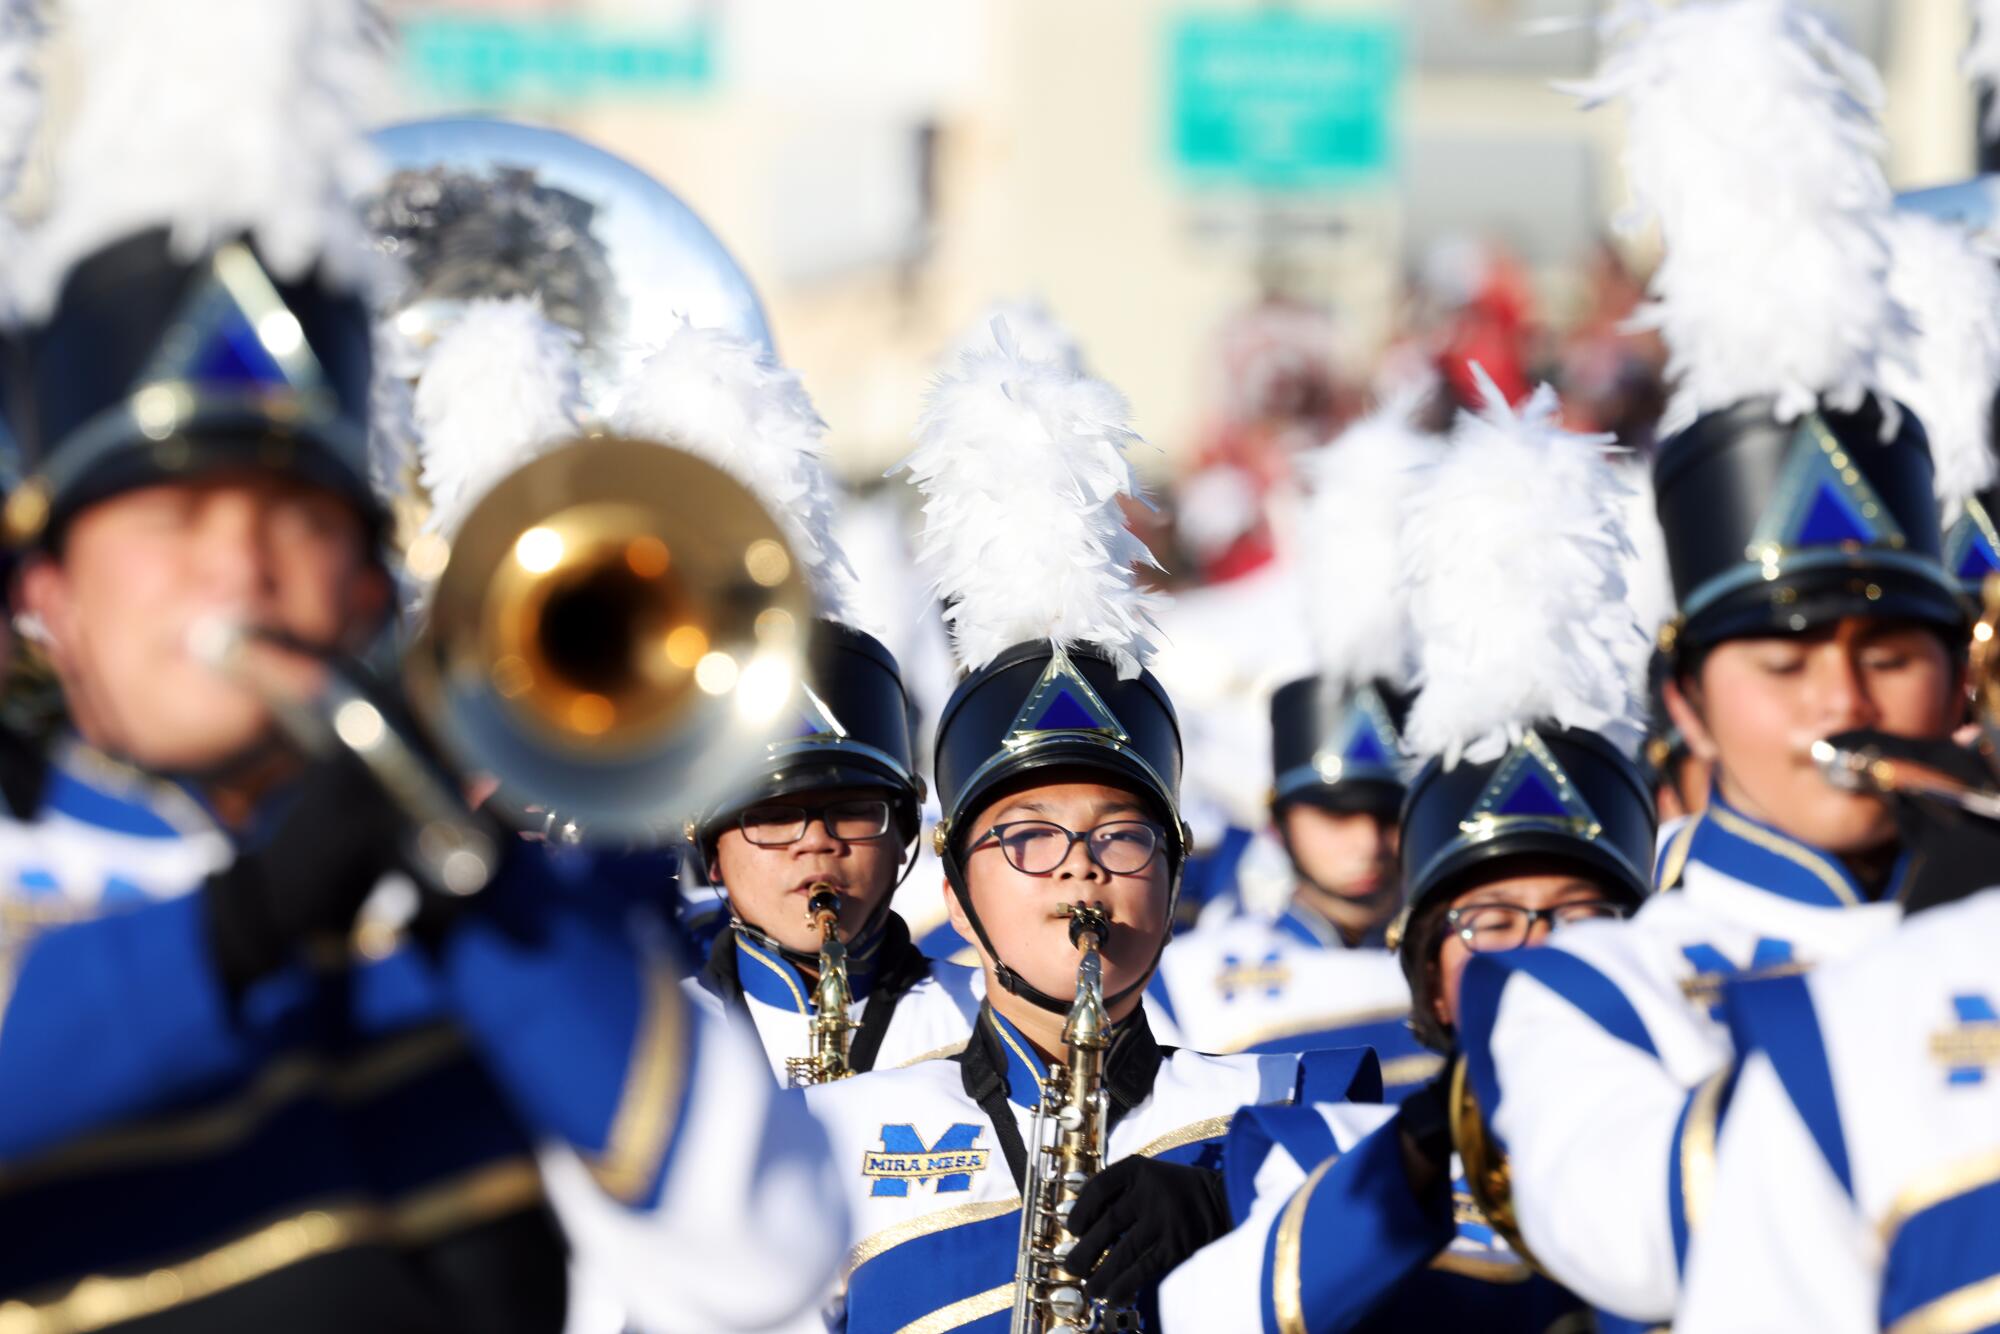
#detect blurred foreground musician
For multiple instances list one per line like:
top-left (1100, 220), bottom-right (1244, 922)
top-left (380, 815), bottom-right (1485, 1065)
top-left (0, 5), bottom-right (843, 1331)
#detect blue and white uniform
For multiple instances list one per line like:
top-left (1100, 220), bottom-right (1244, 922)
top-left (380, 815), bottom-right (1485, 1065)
top-left (690, 916), bottom-right (984, 1080)
top-left (798, 1004), bottom-right (1379, 1333)
top-left (0, 737), bottom-right (847, 1333)
top-left (1148, 905), bottom-right (1441, 1099)
top-left (1159, 1100), bottom-right (1587, 1332)
top-left (1456, 793), bottom-right (1904, 1321)
top-left (1678, 890), bottom-right (2000, 1334)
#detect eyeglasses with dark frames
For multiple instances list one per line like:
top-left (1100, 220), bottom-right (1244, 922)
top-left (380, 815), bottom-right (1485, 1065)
top-left (1443, 900), bottom-right (1630, 953)
top-left (737, 799), bottom-right (894, 847)
top-left (967, 819), bottom-right (1166, 876)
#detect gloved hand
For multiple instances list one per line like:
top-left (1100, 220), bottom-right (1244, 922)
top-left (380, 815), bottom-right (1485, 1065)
top-left (204, 749), bottom-right (416, 994)
top-left (1063, 1155), bottom-right (1231, 1306)
top-left (1822, 728), bottom-right (2000, 916)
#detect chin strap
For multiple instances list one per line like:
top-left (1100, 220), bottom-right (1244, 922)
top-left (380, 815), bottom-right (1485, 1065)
top-left (939, 844), bottom-right (1178, 1016)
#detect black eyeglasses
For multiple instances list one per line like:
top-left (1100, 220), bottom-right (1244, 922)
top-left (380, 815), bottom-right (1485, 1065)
top-left (738, 799), bottom-right (893, 846)
top-left (1443, 901), bottom-right (1631, 953)
top-left (967, 820), bottom-right (1166, 876)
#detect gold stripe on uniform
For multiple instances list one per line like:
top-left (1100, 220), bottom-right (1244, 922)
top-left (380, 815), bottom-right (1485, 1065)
top-left (1678, 1069), bottom-right (1727, 1235)
top-left (1272, 1157), bottom-right (1333, 1334)
top-left (893, 1282), bottom-right (1012, 1334)
top-left (1130, 1114), bottom-right (1233, 1160)
top-left (1428, 1249), bottom-right (1534, 1283)
top-left (1657, 812), bottom-right (1704, 891)
top-left (1879, 1146), bottom-right (2000, 1246)
top-left (848, 1197), bottom-right (1023, 1273)
top-left (586, 963), bottom-right (690, 1204)
top-left (1378, 1053), bottom-right (1447, 1090)
top-left (0, 1158), bottom-right (543, 1334)
top-left (892, 1040), bottom-right (969, 1069)
top-left (1887, 1273), bottom-right (2000, 1334)
top-left (0, 1026), bottom-right (467, 1191)
top-left (1219, 1005), bottom-right (1414, 1057)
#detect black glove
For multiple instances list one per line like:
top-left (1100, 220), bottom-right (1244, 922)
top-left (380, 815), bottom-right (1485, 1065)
top-left (1063, 1156), bottom-right (1231, 1306)
top-left (204, 749), bottom-right (416, 995)
top-left (1823, 728), bottom-right (2000, 916)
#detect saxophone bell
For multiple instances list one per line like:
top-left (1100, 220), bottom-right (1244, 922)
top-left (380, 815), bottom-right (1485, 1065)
top-left (784, 885), bottom-right (858, 1087)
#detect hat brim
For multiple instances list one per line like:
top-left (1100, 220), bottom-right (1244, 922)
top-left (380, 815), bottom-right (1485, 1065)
top-left (1405, 826), bottom-right (1652, 924)
top-left (950, 733), bottom-right (1182, 859)
top-left (1679, 558), bottom-right (1967, 652)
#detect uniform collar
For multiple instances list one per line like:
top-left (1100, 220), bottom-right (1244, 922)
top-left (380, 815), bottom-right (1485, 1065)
top-left (962, 1001), bottom-right (1164, 1114)
top-left (1275, 901), bottom-right (1386, 951)
top-left (1678, 789), bottom-right (1902, 908)
top-left (47, 734), bottom-right (223, 842)
top-left (730, 914), bottom-right (890, 1012)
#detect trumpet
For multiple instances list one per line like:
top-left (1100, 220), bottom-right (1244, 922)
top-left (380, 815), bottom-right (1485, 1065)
top-left (1012, 904), bottom-right (1139, 1334)
top-left (785, 887), bottom-right (858, 1087)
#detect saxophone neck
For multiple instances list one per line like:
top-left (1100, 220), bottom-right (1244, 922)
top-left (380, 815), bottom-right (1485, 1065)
top-left (1057, 903), bottom-right (1114, 1054)
top-left (806, 887), bottom-right (854, 1016)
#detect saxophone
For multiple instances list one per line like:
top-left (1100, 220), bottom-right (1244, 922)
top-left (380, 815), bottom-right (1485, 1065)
top-left (784, 888), bottom-right (858, 1087)
top-left (1011, 904), bottom-right (1140, 1334)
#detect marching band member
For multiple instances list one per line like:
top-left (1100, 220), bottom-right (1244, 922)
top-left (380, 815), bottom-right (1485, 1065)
top-left (1449, 2), bottom-right (1998, 1322)
top-left (1147, 389), bottom-right (1442, 1098)
top-left (608, 325), bottom-right (981, 1082)
top-left (795, 320), bottom-right (1379, 1333)
top-left (1676, 728), bottom-right (2000, 1332)
top-left (0, 10), bottom-right (843, 1330)
top-left (1156, 371), bottom-right (1654, 1332)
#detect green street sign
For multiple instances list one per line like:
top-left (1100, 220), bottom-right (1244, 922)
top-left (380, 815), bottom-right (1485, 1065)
top-left (1169, 11), bottom-right (1401, 192)
top-left (400, 14), bottom-right (716, 106)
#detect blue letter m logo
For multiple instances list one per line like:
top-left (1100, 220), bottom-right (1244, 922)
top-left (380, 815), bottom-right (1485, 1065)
top-left (1937, 994), bottom-right (2000, 1087)
top-left (862, 1123), bottom-right (991, 1198)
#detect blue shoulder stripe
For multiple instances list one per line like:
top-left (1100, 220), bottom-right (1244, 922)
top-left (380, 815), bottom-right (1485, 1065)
top-left (1880, 1172), bottom-right (2000, 1333)
top-left (1220, 1103), bottom-right (1341, 1222)
top-left (42, 764), bottom-right (188, 839)
top-left (1458, 947), bottom-right (1657, 1126)
top-left (1728, 973), bottom-right (1851, 1197)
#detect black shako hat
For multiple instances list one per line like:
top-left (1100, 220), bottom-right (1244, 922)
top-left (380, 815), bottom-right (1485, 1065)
top-left (1270, 674), bottom-right (1413, 816)
top-left (1654, 395), bottom-right (1963, 656)
top-left (933, 639), bottom-right (1184, 859)
top-left (0, 228), bottom-right (380, 548)
top-left (695, 620), bottom-right (923, 851)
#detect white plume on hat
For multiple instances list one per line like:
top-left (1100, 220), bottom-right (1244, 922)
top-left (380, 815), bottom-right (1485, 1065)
top-left (899, 315), bottom-right (1161, 678)
top-left (1616, 457), bottom-right (1676, 669)
top-left (1402, 368), bottom-right (1648, 767)
top-left (411, 296), bottom-right (584, 538)
top-left (1881, 209), bottom-right (2000, 525)
top-left (614, 322), bottom-right (856, 623)
top-left (13, 0), bottom-right (394, 318)
top-left (945, 298), bottom-right (1087, 376)
top-left (1297, 379), bottom-right (1441, 693)
top-left (1574, 0), bottom-right (1909, 432)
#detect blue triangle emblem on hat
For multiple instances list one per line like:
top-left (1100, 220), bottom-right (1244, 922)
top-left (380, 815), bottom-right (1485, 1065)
top-left (1946, 497), bottom-right (2000, 588)
top-left (1003, 645), bottom-right (1129, 749)
top-left (1462, 731), bottom-right (1602, 838)
top-left (1747, 415), bottom-right (1906, 560)
top-left (1311, 685), bottom-right (1405, 783)
top-left (792, 683), bottom-right (849, 740)
top-left (139, 242), bottom-right (327, 398)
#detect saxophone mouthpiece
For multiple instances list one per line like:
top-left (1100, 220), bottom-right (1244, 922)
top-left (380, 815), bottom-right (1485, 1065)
top-left (806, 887), bottom-right (841, 926)
top-left (1057, 902), bottom-right (1113, 950)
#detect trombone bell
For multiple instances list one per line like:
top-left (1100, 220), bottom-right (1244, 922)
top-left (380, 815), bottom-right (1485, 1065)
top-left (406, 436), bottom-right (813, 839)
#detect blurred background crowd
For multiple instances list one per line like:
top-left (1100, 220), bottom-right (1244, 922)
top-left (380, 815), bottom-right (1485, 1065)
top-left (379, 0), bottom-right (1992, 894)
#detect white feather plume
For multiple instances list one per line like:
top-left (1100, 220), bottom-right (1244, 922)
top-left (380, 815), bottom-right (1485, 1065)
top-left (1403, 369), bottom-right (1648, 767)
top-left (1617, 457), bottom-right (1676, 663)
top-left (1575, 0), bottom-right (1908, 431)
top-left (899, 316), bottom-right (1161, 678)
top-left (14, 0), bottom-right (393, 318)
top-left (613, 323), bottom-right (855, 622)
top-left (1296, 380), bottom-right (1441, 692)
top-left (945, 298), bottom-right (1087, 375)
top-left (413, 297), bottom-right (584, 537)
top-left (1881, 210), bottom-right (2000, 524)
top-left (1967, 0), bottom-right (2000, 135)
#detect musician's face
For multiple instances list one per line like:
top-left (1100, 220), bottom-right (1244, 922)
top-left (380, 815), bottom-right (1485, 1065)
top-left (949, 775), bottom-right (1173, 1022)
top-left (712, 785), bottom-right (907, 953)
top-left (1666, 618), bottom-right (1959, 854)
top-left (19, 472), bottom-right (386, 774)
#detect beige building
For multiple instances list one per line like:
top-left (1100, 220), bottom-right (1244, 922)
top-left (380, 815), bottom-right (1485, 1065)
top-left (396, 0), bottom-right (1984, 478)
